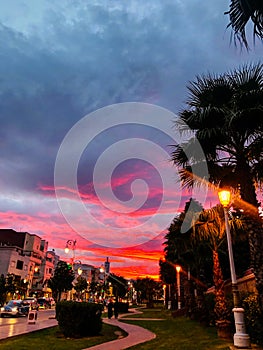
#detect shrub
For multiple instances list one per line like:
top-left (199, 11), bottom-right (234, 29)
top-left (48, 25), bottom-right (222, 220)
top-left (191, 292), bottom-right (233, 327)
top-left (190, 293), bottom-right (216, 326)
top-left (56, 301), bottom-right (103, 338)
top-left (116, 301), bottom-right (129, 313)
top-left (242, 293), bottom-right (263, 346)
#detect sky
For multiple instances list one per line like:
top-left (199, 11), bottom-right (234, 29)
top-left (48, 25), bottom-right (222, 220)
top-left (0, 0), bottom-right (262, 280)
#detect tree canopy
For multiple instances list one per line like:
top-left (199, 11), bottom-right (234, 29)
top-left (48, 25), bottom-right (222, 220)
top-left (171, 62), bottom-right (263, 310)
top-left (48, 261), bottom-right (75, 302)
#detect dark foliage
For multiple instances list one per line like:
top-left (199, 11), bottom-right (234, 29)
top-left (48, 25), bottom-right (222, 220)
top-left (48, 261), bottom-right (75, 302)
top-left (115, 301), bottom-right (129, 313)
top-left (56, 301), bottom-right (103, 338)
top-left (242, 293), bottom-right (263, 345)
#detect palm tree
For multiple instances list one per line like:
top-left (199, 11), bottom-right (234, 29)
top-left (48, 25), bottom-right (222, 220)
top-left (163, 199), bottom-right (213, 288)
top-left (192, 205), bottom-right (243, 322)
top-left (171, 63), bottom-right (263, 310)
top-left (225, 0), bottom-right (263, 47)
top-left (162, 199), bottom-right (214, 313)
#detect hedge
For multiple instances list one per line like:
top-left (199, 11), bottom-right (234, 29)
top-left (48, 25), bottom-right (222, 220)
top-left (116, 301), bottom-right (129, 313)
top-left (56, 301), bottom-right (103, 338)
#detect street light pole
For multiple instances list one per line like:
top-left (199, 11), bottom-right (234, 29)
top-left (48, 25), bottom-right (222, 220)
top-left (100, 264), bottom-right (106, 299)
top-left (74, 260), bottom-right (83, 276)
top-left (218, 189), bottom-right (250, 348)
top-left (176, 265), bottom-right (181, 310)
top-left (65, 239), bottom-right (77, 300)
top-left (65, 239), bottom-right (76, 265)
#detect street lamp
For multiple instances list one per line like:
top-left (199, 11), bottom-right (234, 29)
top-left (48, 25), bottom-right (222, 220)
top-left (65, 239), bottom-right (77, 300)
top-left (218, 188), bottom-right (250, 348)
top-left (99, 264), bottom-right (106, 299)
top-left (175, 265), bottom-right (181, 310)
top-left (65, 239), bottom-right (76, 264)
top-left (100, 264), bottom-right (106, 283)
top-left (128, 281), bottom-right (134, 303)
top-left (74, 260), bottom-right (83, 276)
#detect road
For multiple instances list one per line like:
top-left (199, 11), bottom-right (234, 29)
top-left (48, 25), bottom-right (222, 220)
top-left (0, 308), bottom-right (56, 338)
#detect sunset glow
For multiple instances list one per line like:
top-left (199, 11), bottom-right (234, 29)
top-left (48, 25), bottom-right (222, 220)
top-left (0, 1), bottom-right (261, 281)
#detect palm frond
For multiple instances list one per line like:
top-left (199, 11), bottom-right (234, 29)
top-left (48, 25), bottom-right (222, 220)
top-left (229, 62), bottom-right (263, 90)
top-left (226, 0), bottom-right (263, 48)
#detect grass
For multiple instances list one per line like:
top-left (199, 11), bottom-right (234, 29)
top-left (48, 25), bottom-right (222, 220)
top-left (0, 323), bottom-right (124, 350)
top-left (2, 306), bottom-right (260, 350)
top-left (121, 308), bottom-right (232, 350)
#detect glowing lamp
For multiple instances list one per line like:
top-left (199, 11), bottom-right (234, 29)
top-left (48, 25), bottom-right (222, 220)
top-left (218, 189), bottom-right (231, 207)
top-left (175, 265), bottom-right (181, 273)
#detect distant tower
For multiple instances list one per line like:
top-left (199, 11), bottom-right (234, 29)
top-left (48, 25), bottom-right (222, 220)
top-left (105, 257), bottom-right (110, 274)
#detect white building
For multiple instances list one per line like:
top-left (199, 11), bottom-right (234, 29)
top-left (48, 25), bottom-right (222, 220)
top-left (0, 229), bottom-right (59, 296)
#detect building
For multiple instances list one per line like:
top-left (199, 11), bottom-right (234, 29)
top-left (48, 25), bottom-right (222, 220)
top-left (0, 229), bottom-right (59, 297)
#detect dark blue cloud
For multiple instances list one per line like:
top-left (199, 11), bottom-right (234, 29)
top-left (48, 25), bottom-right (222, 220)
top-left (0, 0), bottom-right (262, 193)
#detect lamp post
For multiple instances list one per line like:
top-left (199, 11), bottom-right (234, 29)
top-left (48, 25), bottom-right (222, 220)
top-left (99, 264), bottom-right (106, 299)
top-left (128, 281), bottom-right (134, 303)
top-left (65, 239), bottom-right (76, 265)
top-left (176, 265), bottom-right (181, 310)
top-left (74, 260), bottom-right (83, 276)
top-left (163, 284), bottom-right (166, 307)
top-left (218, 189), bottom-right (250, 348)
top-left (74, 260), bottom-right (83, 301)
top-left (65, 239), bottom-right (77, 300)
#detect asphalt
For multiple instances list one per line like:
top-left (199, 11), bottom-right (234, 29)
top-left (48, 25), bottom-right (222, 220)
top-left (0, 313), bottom-right (58, 340)
top-left (0, 308), bottom-right (160, 350)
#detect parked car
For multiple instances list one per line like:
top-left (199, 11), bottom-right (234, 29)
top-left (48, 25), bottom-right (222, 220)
top-left (22, 297), bottom-right (39, 310)
top-left (0, 300), bottom-right (29, 317)
top-left (37, 298), bottom-right (51, 309)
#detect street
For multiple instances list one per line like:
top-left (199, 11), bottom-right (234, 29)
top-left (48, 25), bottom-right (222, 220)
top-left (0, 308), bottom-right (56, 339)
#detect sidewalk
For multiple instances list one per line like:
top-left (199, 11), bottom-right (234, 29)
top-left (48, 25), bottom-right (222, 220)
top-left (83, 308), bottom-right (163, 350)
top-left (84, 316), bottom-right (157, 350)
top-left (84, 318), bottom-right (156, 350)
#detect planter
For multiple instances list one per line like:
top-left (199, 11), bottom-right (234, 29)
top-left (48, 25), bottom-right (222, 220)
top-left (216, 320), bottom-right (232, 340)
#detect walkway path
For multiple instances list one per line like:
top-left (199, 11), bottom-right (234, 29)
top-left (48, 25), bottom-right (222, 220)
top-left (83, 308), bottom-right (164, 350)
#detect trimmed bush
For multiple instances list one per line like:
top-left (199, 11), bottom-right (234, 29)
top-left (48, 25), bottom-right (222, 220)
top-left (116, 301), bottom-right (129, 313)
top-left (242, 293), bottom-right (263, 346)
top-left (56, 301), bottom-right (103, 338)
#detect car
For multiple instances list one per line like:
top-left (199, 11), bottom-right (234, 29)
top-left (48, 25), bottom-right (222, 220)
top-left (0, 300), bottom-right (30, 317)
top-left (22, 297), bottom-right (39, 310)
top-left (37, 298), bottom-right (51, 309)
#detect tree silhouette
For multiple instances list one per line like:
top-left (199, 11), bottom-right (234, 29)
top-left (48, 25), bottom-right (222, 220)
top-left (48, 261), bottom-right (75, 302)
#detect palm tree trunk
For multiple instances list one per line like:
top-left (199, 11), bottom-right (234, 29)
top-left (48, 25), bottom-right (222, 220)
top-left (213, 250), bottom-right (229, 321)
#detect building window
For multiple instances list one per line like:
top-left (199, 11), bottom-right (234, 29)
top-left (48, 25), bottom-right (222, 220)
top-left (24, 264), bottom-right (28, 271)
top-left (16, 260), bottom-right (23, 270)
